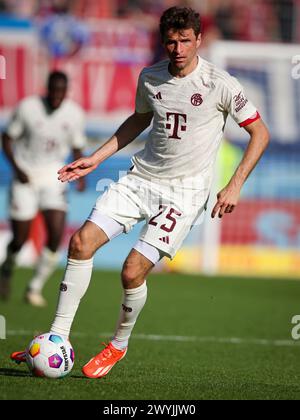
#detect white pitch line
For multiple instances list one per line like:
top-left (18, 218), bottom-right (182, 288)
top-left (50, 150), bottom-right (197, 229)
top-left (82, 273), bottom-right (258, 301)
top-left (5, 330), bottom-right (300, 348)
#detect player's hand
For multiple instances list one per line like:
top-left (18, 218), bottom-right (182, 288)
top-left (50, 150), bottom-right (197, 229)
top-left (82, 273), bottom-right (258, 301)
top-left (58, 156), bottom-right (98, 183)
top-left (211, 184), bottom-right (241, 218)
top-left (15, 168), bottom-right (29, 184)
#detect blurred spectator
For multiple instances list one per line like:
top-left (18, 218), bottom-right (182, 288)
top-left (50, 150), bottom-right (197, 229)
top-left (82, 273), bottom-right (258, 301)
top-left (0, 1), bottom-right (7, 12)
top-left (39, 0), bottom-right (90, 57)
top-left (274, 0), bottom-right (295, 43)
top-left (0, 0), bottom-right (38, 16)
top-left (214, 1), bottom-right (236, 40)
top-left (0, 0), bottom-right (296, 44)
top-left (215, 0), bottom-right (280, 42)
top-left (72, 0), bottom-right (117, 19)
top-left (296, 0), bottom-right (300, 42)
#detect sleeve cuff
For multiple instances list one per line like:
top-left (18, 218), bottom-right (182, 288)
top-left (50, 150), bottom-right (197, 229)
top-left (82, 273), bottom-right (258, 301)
top-left (239, 111), bottom-right (261, 127)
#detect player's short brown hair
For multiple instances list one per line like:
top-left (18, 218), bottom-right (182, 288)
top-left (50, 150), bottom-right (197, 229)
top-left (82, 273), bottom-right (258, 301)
top-left (160, 7), bottom-right (201, 40)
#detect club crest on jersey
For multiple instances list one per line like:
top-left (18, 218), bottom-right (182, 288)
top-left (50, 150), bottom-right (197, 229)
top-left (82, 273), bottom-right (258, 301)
top-left (191, 93), bottom-right (203, 106)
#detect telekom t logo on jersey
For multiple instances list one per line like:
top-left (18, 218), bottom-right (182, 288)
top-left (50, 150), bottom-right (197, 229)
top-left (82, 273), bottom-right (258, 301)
top-left (166, 113), bottom-right (187, 140)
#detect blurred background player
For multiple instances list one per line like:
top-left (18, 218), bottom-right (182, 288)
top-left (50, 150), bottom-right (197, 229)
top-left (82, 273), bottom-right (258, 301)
top-left (0, 70), bottom-right (86, 306)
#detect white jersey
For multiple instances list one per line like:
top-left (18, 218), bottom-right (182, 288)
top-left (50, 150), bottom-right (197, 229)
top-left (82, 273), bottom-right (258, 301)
top-left (133, 56), bottom-right (259, 182)
top-left (6, 96), bottom-right (86, 184)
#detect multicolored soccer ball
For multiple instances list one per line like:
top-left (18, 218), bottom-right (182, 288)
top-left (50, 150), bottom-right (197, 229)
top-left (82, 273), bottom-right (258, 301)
top-left (26, 333), bottom-right (75, 379)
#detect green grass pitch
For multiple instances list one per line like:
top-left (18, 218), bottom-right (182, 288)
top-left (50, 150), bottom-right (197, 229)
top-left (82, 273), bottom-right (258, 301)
top-left (0, 268), bottom-right (300, 400)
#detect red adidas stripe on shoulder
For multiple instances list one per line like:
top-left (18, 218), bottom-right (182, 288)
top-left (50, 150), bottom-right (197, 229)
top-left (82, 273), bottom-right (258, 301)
top-left (239, 111), bottom-right (261, 127)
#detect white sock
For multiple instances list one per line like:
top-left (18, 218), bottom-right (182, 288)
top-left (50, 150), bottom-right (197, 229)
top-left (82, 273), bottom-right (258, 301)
top-left (111, 282), bottom-right (147, 350)
top-left (50, 258), bottom-right (93, 338)
top-left (28, 248), bottom-right (60, 293)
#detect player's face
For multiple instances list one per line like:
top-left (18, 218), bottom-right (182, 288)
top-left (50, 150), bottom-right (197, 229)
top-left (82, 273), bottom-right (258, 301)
top-left (47, 79), bottom-right (67, 109)
top-left (163, 28), bottom-right (201, 75)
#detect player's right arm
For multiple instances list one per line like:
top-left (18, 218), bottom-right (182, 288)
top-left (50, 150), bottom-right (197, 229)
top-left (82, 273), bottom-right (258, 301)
top-left (2, 102), bottom-right (29, 183)
top-left (2, 132), bottom-right (29, 184)
top-left (58, 111), bottom-right (153, 183)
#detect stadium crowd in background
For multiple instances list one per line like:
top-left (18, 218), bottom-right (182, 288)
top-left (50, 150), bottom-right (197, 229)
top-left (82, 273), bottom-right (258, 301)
top-left (0, 0), bottom-right (298, 44)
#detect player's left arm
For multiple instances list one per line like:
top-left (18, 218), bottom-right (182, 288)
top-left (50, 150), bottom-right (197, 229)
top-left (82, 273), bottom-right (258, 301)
top-left (211, 118), bottom-right (269, 218)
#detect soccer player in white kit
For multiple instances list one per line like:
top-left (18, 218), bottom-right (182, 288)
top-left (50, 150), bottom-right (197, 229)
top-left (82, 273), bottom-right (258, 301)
top-left (11, 7), bottom-right (269, 376)
top-left (0, 71), bottom-right (86, 306)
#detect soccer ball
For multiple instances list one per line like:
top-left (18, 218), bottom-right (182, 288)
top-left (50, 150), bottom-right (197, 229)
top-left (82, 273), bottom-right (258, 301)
top-left (26, 333), bottom-right (74, 379)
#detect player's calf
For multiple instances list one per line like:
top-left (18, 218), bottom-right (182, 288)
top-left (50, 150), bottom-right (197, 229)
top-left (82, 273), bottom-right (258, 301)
top-left (121, 248), bottom-right (154, 289)
top-left (0, 248), bottom-right (17, 300)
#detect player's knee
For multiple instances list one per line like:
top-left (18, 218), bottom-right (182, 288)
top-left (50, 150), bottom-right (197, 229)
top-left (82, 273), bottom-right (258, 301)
top-left (121, 264), bottom-right (144, 289)
top-left (69, 230), bottom-right (93, 260)
top-left (69, 232), bottom-right (82, 257)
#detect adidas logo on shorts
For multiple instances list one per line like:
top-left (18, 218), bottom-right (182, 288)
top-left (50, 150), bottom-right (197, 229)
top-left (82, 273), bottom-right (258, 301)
top-left (159, 236), bottom-right (169, 244)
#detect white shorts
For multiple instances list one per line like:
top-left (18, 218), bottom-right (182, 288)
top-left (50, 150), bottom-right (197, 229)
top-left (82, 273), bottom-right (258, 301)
top-left (88, 172), bottom-right (210, 259)
top-left (9, 180), bottom-right (67, 221)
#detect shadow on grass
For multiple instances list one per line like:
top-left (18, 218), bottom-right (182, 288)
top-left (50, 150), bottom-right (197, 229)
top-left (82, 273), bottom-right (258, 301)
top-left (0, 368), bottom-right (89, 380)
top-left (70, 374), bottom-right (87, 380)
top-left (0, 368), bottom-right (31, 378)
